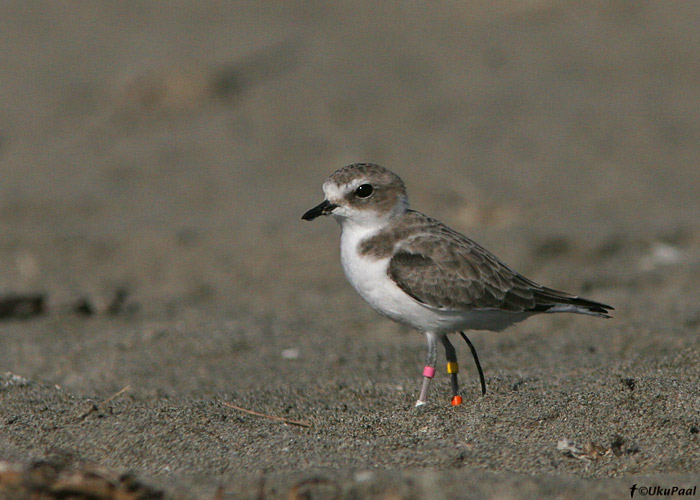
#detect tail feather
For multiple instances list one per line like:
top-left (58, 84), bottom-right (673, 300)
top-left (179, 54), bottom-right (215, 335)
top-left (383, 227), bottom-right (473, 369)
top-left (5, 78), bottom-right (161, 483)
top-left (529, 287), bottom-right (614, 318)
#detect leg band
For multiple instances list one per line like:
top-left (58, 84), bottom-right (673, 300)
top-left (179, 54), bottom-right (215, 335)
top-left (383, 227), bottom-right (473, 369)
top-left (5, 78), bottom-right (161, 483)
top-left (447, 361), bottom-right (459, 374)
top-left (422, 366), bottom-right (436, 378)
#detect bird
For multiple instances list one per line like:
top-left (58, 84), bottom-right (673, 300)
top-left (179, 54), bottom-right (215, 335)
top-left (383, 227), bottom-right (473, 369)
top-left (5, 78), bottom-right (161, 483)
top-left (302, 163), bottom-right (613, 406)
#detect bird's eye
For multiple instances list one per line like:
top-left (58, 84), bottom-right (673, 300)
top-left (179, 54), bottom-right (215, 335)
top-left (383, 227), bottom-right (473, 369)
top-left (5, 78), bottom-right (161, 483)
top-left (355, 184), bottom-right (373, 198)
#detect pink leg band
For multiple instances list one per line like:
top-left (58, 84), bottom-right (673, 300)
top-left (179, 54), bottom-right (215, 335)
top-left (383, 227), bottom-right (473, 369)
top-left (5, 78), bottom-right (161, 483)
top-left (422, 366), bottom-right (436, 378)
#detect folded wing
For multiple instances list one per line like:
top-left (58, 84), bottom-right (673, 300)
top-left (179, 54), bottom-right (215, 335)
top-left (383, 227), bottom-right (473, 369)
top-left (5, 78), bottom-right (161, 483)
top-left (387, 218), bottom-right (612, 317)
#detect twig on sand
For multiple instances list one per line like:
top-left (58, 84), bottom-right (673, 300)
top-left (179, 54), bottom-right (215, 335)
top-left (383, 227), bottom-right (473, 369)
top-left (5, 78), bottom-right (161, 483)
top-left (222, 402), bottom-right (312, 428)
top-left (77, 385), bottom-right (132, 421)
top-left (101, 385), bottom-right (132, 406)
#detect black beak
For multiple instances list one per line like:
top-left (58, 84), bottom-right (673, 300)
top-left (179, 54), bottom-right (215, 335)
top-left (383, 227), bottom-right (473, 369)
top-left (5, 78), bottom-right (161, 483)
top-left (302, 199), bottom-right (338, 220)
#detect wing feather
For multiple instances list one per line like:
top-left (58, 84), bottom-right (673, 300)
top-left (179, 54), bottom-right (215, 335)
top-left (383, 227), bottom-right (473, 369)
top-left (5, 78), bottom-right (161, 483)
top-left (384, 211), bottom-right (613, 316)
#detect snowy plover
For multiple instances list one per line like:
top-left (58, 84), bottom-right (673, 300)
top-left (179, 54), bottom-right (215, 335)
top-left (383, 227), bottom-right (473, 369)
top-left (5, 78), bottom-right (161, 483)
top-left (302, 163), bottom-right (613, 406)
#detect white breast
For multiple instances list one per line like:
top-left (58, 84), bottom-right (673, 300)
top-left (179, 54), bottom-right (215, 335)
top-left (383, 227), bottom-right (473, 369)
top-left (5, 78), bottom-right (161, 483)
top-left (338, 222), bottom-right (531, 334)
top-left (339, 224), bottom-right (461, 332)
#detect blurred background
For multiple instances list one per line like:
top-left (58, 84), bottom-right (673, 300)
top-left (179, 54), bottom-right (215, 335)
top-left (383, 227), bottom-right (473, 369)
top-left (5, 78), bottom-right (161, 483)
top-left (0, 3), bottom-right (699, 492)
top-left (0, 1), bottom-right (698, 396)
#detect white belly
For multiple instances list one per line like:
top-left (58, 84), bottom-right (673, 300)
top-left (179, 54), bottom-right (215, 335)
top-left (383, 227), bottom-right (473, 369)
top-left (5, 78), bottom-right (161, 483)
top-left (339, 225), bottom-right (529, 333)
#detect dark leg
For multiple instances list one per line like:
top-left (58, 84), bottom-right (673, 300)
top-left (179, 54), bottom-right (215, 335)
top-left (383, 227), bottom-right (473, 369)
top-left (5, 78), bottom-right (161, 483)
top-left (441, 335), bottom-right (462, 405)
top-left (459, 331), bottom-right (486, 396)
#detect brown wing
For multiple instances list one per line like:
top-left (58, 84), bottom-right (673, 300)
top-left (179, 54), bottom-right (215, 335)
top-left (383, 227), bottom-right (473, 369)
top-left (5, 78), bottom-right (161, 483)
top-left (387, 229), bottom-right (538, 312)
top-left (387, 214), bottom-right (613, 316)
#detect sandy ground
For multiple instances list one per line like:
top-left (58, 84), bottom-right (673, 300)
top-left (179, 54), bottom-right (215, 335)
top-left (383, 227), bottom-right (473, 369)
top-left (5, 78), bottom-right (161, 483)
top-left (0, 1), bottom-right (699, 498)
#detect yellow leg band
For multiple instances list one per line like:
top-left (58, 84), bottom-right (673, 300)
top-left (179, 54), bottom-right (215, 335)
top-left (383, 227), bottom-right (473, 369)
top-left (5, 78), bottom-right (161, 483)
top-left (447, 362), bottom-right (459, 374)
